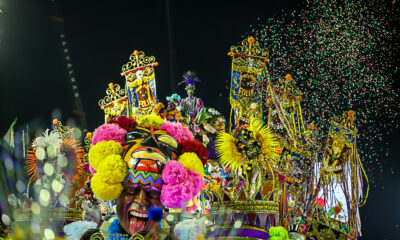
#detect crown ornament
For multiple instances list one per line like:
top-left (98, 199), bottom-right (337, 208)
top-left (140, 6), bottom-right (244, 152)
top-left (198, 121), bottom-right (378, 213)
top-left (228, 37), bottom-right (269, 60)
top-left (206, 176), bottom-right (282, 215)
top-left (121, 50), bottom-right (158, 73)
top-left (98, 83), bottom-right (128, 121)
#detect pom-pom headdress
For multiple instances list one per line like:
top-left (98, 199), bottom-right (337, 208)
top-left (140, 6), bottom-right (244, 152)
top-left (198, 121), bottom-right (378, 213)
top-left (88, 114), bottom-right (205, 208)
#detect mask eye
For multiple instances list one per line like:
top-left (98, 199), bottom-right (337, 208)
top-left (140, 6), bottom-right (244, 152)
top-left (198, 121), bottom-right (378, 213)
top-left (126, 184), bottom-right (139, 195)
top-left (126, 132), bottom-right (145, 141)
top-left (148, 190), bottom-right (161, 198)
top-left (157, 135), bottom-right (178, 149)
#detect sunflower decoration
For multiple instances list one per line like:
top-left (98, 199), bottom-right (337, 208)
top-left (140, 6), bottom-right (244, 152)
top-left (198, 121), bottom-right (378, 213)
top-left (216, 117), bottom-right (280, 176)
top-left (25, 120), bottom-right (85, 202)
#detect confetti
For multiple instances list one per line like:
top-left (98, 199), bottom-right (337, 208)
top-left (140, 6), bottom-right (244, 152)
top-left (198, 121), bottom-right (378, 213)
top-left (249, 0), bottom-right (400, 183)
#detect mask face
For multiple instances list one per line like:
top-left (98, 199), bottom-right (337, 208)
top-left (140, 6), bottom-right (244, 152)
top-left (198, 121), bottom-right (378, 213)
top-left (210, 117), bottom-right (226, 134)
top-left (123, 126), bottom-right (178, 169)
top-left (116, 181), bottom-right (162, 235)
top-left (117, 126), bottom-right (178, 235)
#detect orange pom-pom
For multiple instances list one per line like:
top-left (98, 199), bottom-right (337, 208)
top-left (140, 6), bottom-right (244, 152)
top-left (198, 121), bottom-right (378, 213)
top-left (248, 37), bottom-right (255, 45)
top-left (133, 50), bottom-right (139, 55)
top-left (86, 132), bottom-right (93, 139)
top-left (285, 74), bottom-right (292, 81)
top-left (334, 205), bottom-right (342, 214)
top-left (53, 119), bottom-right (58, 125)
top-left (348, 110), bottom-right (355, 117)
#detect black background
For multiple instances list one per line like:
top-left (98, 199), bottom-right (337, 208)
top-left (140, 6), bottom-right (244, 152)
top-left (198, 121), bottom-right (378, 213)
top-left (0, 0), bottom-right (399, 239)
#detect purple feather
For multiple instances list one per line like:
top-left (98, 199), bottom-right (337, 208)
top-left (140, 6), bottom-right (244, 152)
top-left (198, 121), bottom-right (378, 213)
top-left (183, 71), bottom-right (200, 86)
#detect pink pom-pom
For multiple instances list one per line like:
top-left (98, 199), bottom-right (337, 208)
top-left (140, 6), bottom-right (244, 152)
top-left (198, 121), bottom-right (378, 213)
top-left (92, 123), bottom-right (127, 145)
top-left (161, 121), bottom-right (193, 144)
top-left (162, 161), bottom-right (187, 185)
top-left (186, 170), bottom-right (204, 196)
top-left (160, 166), bottom-right (204, 209)
top-left (161, 184), bottom-right (192, 209)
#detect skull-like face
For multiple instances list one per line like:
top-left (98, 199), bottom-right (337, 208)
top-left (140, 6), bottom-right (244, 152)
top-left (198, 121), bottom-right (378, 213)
top-left (116, 126), bottom-right (178, 235)
top-left (185, 85), bottom-right (195, 97)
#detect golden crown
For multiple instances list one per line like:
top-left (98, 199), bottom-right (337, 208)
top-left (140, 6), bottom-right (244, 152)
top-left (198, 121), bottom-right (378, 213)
top-left (121, 50), bottom-right (158, 74)
top-left (228, 37), bottom-right (269, 60)
top-left (98, 83), bottom-right (128, 121)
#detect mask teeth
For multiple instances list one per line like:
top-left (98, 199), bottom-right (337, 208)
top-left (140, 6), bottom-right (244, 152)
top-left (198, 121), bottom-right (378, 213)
top-left (129, 202), bottom-right (140, 210)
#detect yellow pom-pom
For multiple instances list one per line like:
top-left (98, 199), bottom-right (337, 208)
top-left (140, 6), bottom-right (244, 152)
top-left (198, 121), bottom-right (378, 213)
top-left (138, 114), bottom-right (164, 127)
top-left (96, 154), bottom-right (128, 184)
top-left (88, 141), bottom-right (123, 171)
top-left (178, 152), bottom-right (205, 177)
top-left (91, 173), bottom-right (124, 201)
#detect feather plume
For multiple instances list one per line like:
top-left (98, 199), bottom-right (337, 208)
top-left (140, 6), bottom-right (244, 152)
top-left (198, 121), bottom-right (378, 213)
top-left (215, 132), bottom-right (243, 175)
top-left (179, 71), bottom-right (200, 86)
top-left (26, 135), bottom-right (85, 185)
top-left (32, 129), bottom-right (62, 149)
top-left (248, 117), bottom-right (280, 165)
top-left (63, 221), bottom-right (97, 240)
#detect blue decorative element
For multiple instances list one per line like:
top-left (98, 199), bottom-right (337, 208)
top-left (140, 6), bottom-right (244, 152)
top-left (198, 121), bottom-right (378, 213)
top-left (166, 93), bottom-right (181, 103)
top-left (148, 206), bottom-right (163, 222)
top-left (108, 218), bottom-right (130, 240)
top-left (230, 71), bottom-right (264, 103)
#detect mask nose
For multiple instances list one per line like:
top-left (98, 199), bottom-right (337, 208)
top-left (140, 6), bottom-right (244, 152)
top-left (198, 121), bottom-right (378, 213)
top-left (141, 134), bottom-right (159, 148)
top-left (134, 188), bottom-right (149, 208)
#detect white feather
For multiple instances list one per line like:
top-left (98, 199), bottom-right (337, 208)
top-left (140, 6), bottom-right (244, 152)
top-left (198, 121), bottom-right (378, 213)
top-left (63, 221), bottom-right (98, 240)
top-left (32, 129), bottom-right (62, 150)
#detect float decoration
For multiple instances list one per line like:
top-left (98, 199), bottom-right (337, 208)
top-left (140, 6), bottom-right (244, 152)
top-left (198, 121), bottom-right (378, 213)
top-left (121, 50), bottom-right (159, 118)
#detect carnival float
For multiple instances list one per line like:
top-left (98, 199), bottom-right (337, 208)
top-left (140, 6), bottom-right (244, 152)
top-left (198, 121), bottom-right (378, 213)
top-left (0, 37), bottom-right (369, 240)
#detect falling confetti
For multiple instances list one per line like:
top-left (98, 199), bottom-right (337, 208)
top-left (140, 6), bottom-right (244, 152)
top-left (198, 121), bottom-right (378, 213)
top-left (249, 0), bottom-right (400, 183)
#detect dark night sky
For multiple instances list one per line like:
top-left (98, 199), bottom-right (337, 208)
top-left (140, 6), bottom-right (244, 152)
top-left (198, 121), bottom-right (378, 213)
top-left (0, 0), bottom-right (399, 239)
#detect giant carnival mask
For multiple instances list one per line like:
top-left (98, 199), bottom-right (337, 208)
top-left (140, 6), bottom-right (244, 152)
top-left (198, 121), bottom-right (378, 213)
top-left (88, 115), bottom-right (206, 236)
